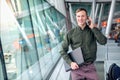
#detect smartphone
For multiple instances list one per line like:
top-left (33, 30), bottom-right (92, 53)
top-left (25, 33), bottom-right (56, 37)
top-left (86, 17), bottom-right (91, 25)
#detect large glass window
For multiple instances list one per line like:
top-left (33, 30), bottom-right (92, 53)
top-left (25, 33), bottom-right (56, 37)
top-left (0, 0), bottom-right (67, 80)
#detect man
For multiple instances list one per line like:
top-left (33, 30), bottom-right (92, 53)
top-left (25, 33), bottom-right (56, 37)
top-left (60, 8), bottom-right (107, 80)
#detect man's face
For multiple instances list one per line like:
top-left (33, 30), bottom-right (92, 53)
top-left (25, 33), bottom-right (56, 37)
top-left (76, 11), bottom-right (87, 27)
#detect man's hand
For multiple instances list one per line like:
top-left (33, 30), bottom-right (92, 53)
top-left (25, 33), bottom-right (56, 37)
top-left (88, 17), bottom-right (95, 29)
top-left (70, 62), bottom-right (79, 70)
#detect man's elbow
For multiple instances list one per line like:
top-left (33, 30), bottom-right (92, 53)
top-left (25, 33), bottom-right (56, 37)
top-left (100, 38), bottom-right (107, 45)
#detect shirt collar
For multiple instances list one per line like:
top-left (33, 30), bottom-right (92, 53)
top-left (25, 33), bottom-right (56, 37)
top-left (77, 24), bottom-right (89, 31)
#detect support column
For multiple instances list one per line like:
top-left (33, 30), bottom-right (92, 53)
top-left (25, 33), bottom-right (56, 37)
top-left (97, 3), bottom-right (104, 29)
top-left (105, 0), bottom-right (116, 37)
top-left (95, 4), bottom-right (100, 20)
top-left (68, 3), bottom-right (77, 27)
top-left (92, 0), bottom-right (96, 24)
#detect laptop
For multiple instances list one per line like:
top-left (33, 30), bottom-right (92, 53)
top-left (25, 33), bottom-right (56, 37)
top-left (63, 47), bottom-right (84, 72)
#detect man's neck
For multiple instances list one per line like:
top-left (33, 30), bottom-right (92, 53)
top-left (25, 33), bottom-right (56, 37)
top-left (79, 24), bottom-right (86, 30)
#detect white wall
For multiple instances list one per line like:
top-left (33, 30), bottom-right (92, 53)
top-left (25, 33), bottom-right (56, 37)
top-left (47, 0), bottom-right (66, 17)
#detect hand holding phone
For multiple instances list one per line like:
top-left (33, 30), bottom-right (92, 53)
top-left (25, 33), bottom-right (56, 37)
top-left (86, 17), bottom-right (91, 26)
top-left (86, 17), bottom-right (95, 29)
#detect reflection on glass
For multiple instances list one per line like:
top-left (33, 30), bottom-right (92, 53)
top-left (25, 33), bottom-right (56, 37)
top-left (0, 58), bottom-right (4, 80)
top-left (1, 0), bottom-right (67, 80)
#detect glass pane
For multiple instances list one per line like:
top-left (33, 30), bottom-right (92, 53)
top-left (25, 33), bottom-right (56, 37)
top-left (0, 45), bottom-right (4, 80)
top-left (1, 0), bottom-right (42, 80)
top-left (28, 0), bottom-right (66, 79)
top-left (1, 0), bottom-right (67, 80)
top-left (0, 61), bottom-right (4, 80)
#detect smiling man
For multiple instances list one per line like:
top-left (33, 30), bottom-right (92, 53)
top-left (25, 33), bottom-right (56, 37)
top-left (60, 8), bottom-right (107, 80)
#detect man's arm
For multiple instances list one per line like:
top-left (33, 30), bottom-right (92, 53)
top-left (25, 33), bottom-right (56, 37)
top-left (88, 17), bottom-right (107, 45)
top-left (59, 33), bottom-right (72, 65)
top-left (60, 33), bottom-right (80, 70)
top-left (91, 28), bottom-right (107, 45)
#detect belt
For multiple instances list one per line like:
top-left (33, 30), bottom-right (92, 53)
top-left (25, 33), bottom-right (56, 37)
top-left (83, 61), bottom-right (93, 66)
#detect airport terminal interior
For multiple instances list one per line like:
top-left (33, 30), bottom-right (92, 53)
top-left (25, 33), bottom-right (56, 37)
top-left (0, 0), bottom-right (120, 80)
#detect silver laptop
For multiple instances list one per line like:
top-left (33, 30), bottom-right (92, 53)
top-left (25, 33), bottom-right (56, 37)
top-left (64, 47), bottom-right (84, 72)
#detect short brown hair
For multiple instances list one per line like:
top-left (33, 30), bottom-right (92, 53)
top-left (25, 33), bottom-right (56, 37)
top-left (75, 8), bottom-right (88, 15)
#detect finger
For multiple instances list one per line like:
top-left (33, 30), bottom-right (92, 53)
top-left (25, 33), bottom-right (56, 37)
top-left (71, 65), bottom-right (76, 70)
top-left (75, 64), bottom-right (79, 69)
top-left (88, 17), bottom-right (92, 21)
